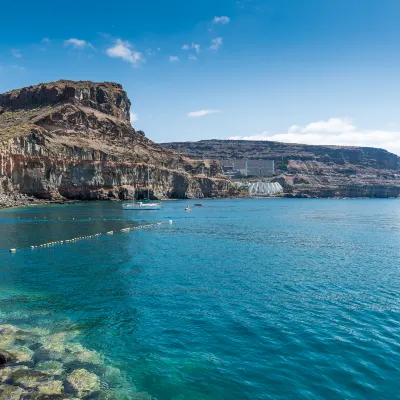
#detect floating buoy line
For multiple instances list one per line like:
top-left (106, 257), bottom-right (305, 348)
top-left (9, 220), bottom-right (173, 253)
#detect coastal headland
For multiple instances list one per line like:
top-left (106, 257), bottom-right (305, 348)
top-left (0, 80), bottom-right (229, 209)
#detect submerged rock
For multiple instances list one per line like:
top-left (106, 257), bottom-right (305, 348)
top-left (0, 366), bottom-right (28, 383)
top-left (36, 361), bottom-right (65, 376)
top-left (9, 369), bottom-right (50, 389)
top-left (0, 325), bottom-right (20, 335)
top-left (0, 323), bottom-right (121, 399)
top-left (98, 389), bottom-right (118, 400)
top-left (7, 346), bottom-right (34, 362)
top-left (0, 334), bottom-right (16, 349)
top-left (0, 384), bottom-right (27, 399)
top-left (37, 380), bottom-right (64, 395)
top-left (74, 349), bottom-right (103, 366)
top-left (65, 369), bottom-right (100, 397)
top-left (21, 395), bottom-right (75, 400)
top-left (0, 349), bottom-right (16, 365)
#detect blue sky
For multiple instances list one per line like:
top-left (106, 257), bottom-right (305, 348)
top-left (1, 0), bottom-right (400, 153)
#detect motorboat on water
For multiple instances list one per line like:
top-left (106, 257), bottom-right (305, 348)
top-left (123, 167), bottom-right (162, 211)
top-left (185, 206), bottom-right (191, 211)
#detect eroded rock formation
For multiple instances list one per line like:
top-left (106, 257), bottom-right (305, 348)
top-left (0, 81), bottom-right (228, 207)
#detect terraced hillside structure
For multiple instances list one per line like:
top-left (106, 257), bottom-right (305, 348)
top-left (0, 80), bottom-right (228, 207)
top-left (161, 140), bottom-right (400, 198)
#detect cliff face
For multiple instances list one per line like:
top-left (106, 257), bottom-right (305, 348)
top-left (0, 81), bottom-right (228, 205)
top-left (161, 140), bottom-right (400, 198)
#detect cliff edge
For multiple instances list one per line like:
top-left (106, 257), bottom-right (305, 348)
top-left (0, 81), bottom-right (228, 206)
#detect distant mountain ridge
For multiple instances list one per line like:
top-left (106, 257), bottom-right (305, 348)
top-left (161, 140), bottom-right (400, 198)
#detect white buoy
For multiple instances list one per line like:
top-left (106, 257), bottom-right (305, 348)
top-left (169, 220), bottom-right (173, 225)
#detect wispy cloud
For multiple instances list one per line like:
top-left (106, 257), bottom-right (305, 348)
top-left (130, 112), bottom-right (138, 124)
top-left (106, 39), bottom-right (144, 65)
top-left (64, 38), bottom-right (93, 49)
top-left (188, 55), bottom-right (197, 61)
top-left (209, 37), bottom-right (223, 51)
top-left (228, 117), bottom-right (400, 155)
top-left (41, 38), bottom-right (51, 44)
top-left (11, 65), bottom-right (26, 71)
top-left (11, 49), bottom-right (22, 58)
top-left (236, 0), bottom-right (252, 9)
top-left (146, 48), bottom-right (160, 56)
top-left (169, 56), bottom-right (180, 62)
top-left (212, 16), bottom-right (230, 24)
top-left (182, 43), bottom-right (200, 53)
top-left (192, 43), bottom-right (200, 53)
top-left (188, 109), bottom-right (220, 118)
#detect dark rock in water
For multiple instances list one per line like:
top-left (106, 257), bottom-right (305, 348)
top-left (21, 394), bottom-right (73, 399)
top-left (0, 349), bottom-right (16, 364)
top-left (9, 368), bottom-right (50, 389)
top-left (0, 384), bottom-right (27, 399)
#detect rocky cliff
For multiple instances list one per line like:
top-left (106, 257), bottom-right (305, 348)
top-left (0, 81), bottom-right (228, 207)
top-left (161, 140), bottom-right (400, 198)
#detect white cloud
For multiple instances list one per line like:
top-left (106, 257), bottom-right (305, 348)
top-left (188, 109), bottom-right (220, 118)
top-left (212, 16), bottom-right (230, 24)
top-left (169, 55), bottom-right (180, 62)
top-left (188, 55), bottom-right (197, 61)
top-left (42, 38), bottom-right (51, 44)
top-left (11, 49), bottom-right (22, 58)
top-left (64, 38), bottom-right (93, 49)
top-left (228, 117), bottom-right (400, 155)
top-left (182, 43), bottom-right (200, 53)
top-left (192, 43), bottom-right (200, 53)
top-left (11, 65), bottom-right (26, 71)
top-left (209, 37), bottom-right (223, 51)
top-left (130, 112), bottom-right (138, 123)
top-left (106, 39), bottom-right (143, 65)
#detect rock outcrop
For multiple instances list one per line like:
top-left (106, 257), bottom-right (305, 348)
top-left (0, 81), bottom-right (228, 207)
top-left (161, 140), bottom-right (400, 198)
top-left (0, 323), bottom-right (139, 398)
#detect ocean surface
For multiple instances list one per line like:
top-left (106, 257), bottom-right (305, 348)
top-left (1, 198), bottom-right (400, 399)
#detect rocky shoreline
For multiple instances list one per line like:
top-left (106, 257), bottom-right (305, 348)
top-left (0, 324), bottom-right (143, 399)
top-left (0, 194), bottom-right (74, 210)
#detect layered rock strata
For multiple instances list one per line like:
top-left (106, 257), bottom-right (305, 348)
top-left (0, 81), bottom-right (228, 207)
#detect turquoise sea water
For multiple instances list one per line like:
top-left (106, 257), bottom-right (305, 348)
top-left (1, 199), bottom-right (400, 399)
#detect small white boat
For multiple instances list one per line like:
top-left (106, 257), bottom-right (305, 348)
top-left (123, 202), bottom-right (162, 210)
top-left (123, 167), bottom-right (162, 211)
